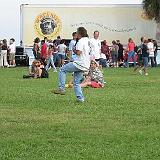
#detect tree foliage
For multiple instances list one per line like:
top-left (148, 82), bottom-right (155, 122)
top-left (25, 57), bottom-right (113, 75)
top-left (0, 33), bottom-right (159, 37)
top-left (143, 0), bottom-right (160, 23)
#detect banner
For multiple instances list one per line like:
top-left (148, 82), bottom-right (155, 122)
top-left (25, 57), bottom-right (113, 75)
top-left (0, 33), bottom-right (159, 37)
top-left (21, 5), bottom-right (159, 46)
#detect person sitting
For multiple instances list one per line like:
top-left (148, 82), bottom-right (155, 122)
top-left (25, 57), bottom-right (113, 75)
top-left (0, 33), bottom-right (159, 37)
top-left (23, 60), bottom-right (48, 79)
top-left (80, 60), bottom-right (104, 88)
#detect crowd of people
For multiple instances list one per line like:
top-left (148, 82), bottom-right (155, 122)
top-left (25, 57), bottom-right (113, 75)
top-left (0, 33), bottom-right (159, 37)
top-left (0, 27), bottom-right (159, 102)
top-left (0, 38), bottom-right (16, 67)
top-left (31, 31), bottom-right (159, 73)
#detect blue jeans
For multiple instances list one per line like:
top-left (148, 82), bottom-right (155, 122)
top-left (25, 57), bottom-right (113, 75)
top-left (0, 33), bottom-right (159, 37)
top-left (45, 55), bottom-right (57, 71)
top-left (127, 51), bottom-right (136, 67)
top-left (59, 62), bottom-right (84, 101)
top-left (142, 57), bottom-right (148, 68)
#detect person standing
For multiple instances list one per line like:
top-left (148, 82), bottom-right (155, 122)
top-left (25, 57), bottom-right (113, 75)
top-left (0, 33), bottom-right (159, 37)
top-left (53, 27), bottom-right (90, 102)
top-left (153, 40), bottom-right (158, 67)
top-left (41, 40), bottom-right (47, 62)
top-left (116, 40), bottom-right (124, 67)
top-left (0, 39), bottom-right (8, 67)
top-left (0, 40), bottom-right (2, 67)
top-left (33, 37), bottom-right (40, 59)
top-left (110, 40), bottom-right (119, 67)
top-left (69, 32), bottom-right (78, 61)
top-left (134, 37), bottom-right (145, 73)
top-left (126, 38), bottom-right (136, 67)
top-left (8, 38), bottom-right (16, 67)
top-left (101, 40), bottom-right (110, 61)
top-left (147, 39), bottom-right (155, 67)
top-left (45, 45), bottom-right (57, 72)
top-left (90, 31), bottom-right (101, 62)
top-left (57, 39), bottom-right (67, 67)
top-left (139, 40), bottom-right (149, 76)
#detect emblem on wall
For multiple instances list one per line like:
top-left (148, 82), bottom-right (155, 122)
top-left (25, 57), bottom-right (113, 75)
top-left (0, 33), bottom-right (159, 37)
top-left (34, 11), bottom-right (62, 39)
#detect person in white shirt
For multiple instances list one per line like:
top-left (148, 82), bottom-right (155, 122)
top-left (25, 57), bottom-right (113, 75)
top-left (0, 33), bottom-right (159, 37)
top-left (147, 39), bottom-right (155, 67)
top-left (57, 39), bottom-right (67, 66)
top-left (69, 32), bottom-right (78, 61)
top-left (90, 31), bottom-right (101, 62)
top-left (53, 27), bottom-right (90, 102)
top-left (9, 39), bottom-right (16, 67)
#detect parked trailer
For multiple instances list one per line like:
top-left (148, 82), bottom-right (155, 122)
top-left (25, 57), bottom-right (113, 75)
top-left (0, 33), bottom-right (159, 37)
top-left (20, 4), bottom-right (160, 46)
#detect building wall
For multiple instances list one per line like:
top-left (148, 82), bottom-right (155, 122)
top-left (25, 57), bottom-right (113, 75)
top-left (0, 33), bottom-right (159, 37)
top-left (0, 0), bottom-right (142, 44)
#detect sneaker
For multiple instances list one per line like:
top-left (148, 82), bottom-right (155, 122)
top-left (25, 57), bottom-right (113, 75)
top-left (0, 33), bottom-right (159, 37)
top-left (77, 99), bottom-right (84, 103)
top-left (52, 89), bottom-right (66, 95)
top-left (139, 70), bottom-right (143, 75)
top-left (53, 70), bottom-right (57, 72)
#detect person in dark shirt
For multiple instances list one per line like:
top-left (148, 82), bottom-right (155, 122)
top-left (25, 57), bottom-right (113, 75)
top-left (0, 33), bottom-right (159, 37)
top-left (33, 37), bottom-right (40, 59)
top-left (153, 40), bottom-right (158, 67)
top-left (0, 39), bottom-right (8, 67)
top-left (139, 40), bottom-right (149, 76)
top-left (101, 40), bottom-right (109, 60)
top-left (116, 40), bottom-right (124, 67)
top-left (133, 37), bottom-right (144, 73)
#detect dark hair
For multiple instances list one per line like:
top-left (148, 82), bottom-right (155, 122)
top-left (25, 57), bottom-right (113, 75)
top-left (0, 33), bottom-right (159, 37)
top-left (128, 38), bottom-right (133, 43)
top-left (60, 39), bottom-right (65, 44)
top-left (72, 32), bottom-right (77, 36)
top-left (144, 40), bottom-right (148, 43)
top-left (3, 39), bottom-right (7, 45)
top-left (116, 40), bottom-right (120, 43)
top-left (49, 44), bottom-right (53, 49)
top-left (41, 40), bottom-right (45, 44)
top-left (148, 39), bottom-right (152, 42)
top-left (94, 30), bottom-right (99, 34)
top-left (77, 27), bottom-right (88, 38)
top-left (112, 40), bottom-right (116, 45)
top-left (34, 37), bottom-right (40, 43)
top-left (44, 37), bottom-right (47, 40)
top-left (141, 37), bottom-right (144, 43)
top-left (57, 36), bottom-right (61, 39)
top-left (10, 38), bottom-right (15, 42)
top-left (153, 40), bottom-right (157, 45)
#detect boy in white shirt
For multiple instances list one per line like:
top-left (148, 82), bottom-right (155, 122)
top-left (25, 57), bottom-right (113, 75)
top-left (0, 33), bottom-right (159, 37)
top-left (90, 31), bottom-right (101, 62)
top-left (53, 27), bottom-right (90, 102)
top-left (9, 38), bottom-right (16, 67)
top-left (147, 39), bottom-right (155, 67)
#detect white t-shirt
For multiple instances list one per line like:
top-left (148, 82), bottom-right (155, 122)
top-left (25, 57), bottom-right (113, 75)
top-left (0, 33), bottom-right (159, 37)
top-left (69, 39), bottom-right (78, 61)
top-left (9, 43), bottom-right (16, 53)
top-left (69, 39), bottom-right (76, 54)
top-left (147, 42), bottom-right (154, 57)
top-left (58, 44), bottom-right (67, 55)
top-left (100, 53), bottom-right (106, 59)
top-left (90, 38), bottom-right (101, 59)
top-left (73, 37), bottom-right (91, 71)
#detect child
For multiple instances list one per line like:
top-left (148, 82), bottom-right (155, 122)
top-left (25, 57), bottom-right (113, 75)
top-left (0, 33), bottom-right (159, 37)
top-left (57, 39), bottom-right (67, 67)
top-left (45, 45), bottom-right (57, 72)
top-left (23, 60), bottom-right (48, 79)
top-left (80, 60), bottom-right (104, 88)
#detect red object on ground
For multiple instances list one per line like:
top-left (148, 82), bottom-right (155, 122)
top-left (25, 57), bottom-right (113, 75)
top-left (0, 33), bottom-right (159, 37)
top-left (90, 81), bottom-right (102, 88)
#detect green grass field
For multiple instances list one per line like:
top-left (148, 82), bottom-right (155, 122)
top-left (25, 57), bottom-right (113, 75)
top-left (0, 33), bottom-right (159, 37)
top-left (0, 67), bottom-right (160, 160)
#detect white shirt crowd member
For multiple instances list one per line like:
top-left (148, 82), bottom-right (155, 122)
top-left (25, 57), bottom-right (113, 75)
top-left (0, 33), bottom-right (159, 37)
top-left (90, 38), bottom-right (101, 60)
top-left (147, 41), bottom-right (155, 57)
top-left (69, 39), bottom-right (78, 61)
top-left (58, 43), bottom-right (67, 56)
top-left (9, 42), bottom-right (16, 53)
top-left (73, 37), bottom-right (91, 71)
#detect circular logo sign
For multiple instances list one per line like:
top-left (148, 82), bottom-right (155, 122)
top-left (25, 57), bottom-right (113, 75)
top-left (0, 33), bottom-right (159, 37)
top-left (34, 11), bottom-right (62, 39)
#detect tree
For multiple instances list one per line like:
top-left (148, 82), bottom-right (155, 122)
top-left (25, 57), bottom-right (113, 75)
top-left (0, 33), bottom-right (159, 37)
top-left (143, 0), bottom-right (160, 23)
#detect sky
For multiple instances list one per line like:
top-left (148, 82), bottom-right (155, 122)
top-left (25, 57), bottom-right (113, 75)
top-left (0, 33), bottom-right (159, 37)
top-left (0, 0), bottom-right (142, 44)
